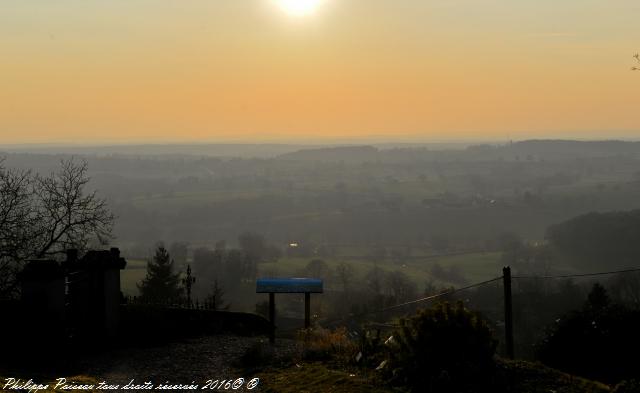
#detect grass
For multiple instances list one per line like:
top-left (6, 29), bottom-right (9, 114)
top-left (120, 258), bottom-right (147, 297)
top-left (2, 358), bottom-right (612, 393)
top-left (131, 190), bottom-right (271, 209)
top-left (497, 359), bottom-right (611, 393)
top-left (120, 251), bottom-right (503, 301)
top-left (120, 252), bottom-right (503, 299)
top-left (255, 359), bottom-right (612, 393)
top-left (421, 251), bottom-right (503, 282)
top-left (251, 326), bottom-right (611, 392)
top-left (259, 252), bottom-right (503, 289)
top-left (257, 363), bottom-right (396, 393)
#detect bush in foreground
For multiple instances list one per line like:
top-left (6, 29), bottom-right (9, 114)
top-left (383, 301), bottom-right (497, 393)
top-left (613, 380), bottom-right (640, 393)
top-left (296, 327), bottom-right (358, 363)
top-left (537, 284), bottom-right (640, 383)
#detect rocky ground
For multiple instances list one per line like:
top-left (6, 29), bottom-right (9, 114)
top-left (82, 335), bottom-right (296, 392)
top-left (0, 335), bottom-right (296, 393)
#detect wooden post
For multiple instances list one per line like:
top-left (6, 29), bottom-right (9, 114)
top-left (304, 292), bottom-right (311, 329)
top-left (269, 292), bottom-right (275, 344)
top-left (503, 266), bottom-right (514, 359)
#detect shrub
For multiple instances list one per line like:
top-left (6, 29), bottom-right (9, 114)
top-left (613, 380), bottom-right (640, 393)
top-left (358, 329), bottom-right (387, 368)
top-left (383, 301), bottom-right (497, 393)
top-left (296, 327), bottom-right (358, 363)
top-left (536, 284), bottom-right (640, 383)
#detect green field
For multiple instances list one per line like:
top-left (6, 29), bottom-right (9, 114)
top-left (423, 252), bottom-right (504, 282)
top-left (120, 258), bottom-right (147, 297)
top-left (258, 251), bottom-right (502, 289)
top-left (120, 252), bottom-right (503, 298)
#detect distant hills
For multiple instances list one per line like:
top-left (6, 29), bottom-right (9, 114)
top-left (2, 139), bottom-right (640, 161)
top-left (277, 145), bottom-right (380, 162)
top-left (0, 143), bottom-right (315, 158)
top-left (276, 140), bottom-right (640, 162)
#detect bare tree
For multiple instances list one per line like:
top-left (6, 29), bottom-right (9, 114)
top-left (0, 160), bottom-right (34, 295)
top-left (335, 261), bottom-right (354, 294)
top-left (204, 280), bottom-right (230, 311)
top-left (384, 270), bottom-right (418, 303)
top-left (0, 158), bottom-right (114, 298)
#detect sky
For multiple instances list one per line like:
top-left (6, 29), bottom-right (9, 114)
top-left (1, 0), bottom-right (640, 144)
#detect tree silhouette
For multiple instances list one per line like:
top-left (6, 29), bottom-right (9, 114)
top-left (537, 284), bottom-right (640, 383)
top-left (335, 262), bottom-right (354, 294)
top-left (137, 245), bottom-right (183, 304)
top-left (204, 280), bottom-right (229, 310)
top-left (0, 158), bottom-right (114, 299)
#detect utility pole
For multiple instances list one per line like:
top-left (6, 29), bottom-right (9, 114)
top-left (503, 266), bottom-right (514, 359)
top-left (182, 265), bottom-right (196, 308)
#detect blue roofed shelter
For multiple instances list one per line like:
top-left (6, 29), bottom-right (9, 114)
top-left (256, 278), bottom-right (323, 343)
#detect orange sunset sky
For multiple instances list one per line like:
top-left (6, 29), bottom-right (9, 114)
top-left (1, 0), bottom-right (640, 144)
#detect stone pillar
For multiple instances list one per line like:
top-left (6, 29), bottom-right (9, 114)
top-left (64, 248), bottom-right (127, 342)
top-left (19, 260), bottom-right (66, 343)
top-left (103, 248), bottom-right (126, 338)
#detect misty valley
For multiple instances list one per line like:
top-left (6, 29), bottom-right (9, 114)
top-left (2, 140), bottom-right (640, 392)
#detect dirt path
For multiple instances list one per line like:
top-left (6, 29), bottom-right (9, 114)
top-left (83, 335), bottom-right (292, 392)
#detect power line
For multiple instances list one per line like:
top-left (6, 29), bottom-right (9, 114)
top-left (321, 276), bottom-right (502, 326)
top-left (320, 266), bottom-right (640, 328)
top-left (512, 267), bottom-right (640, 279)
top-left (376, 276), bottom-right (502, 313)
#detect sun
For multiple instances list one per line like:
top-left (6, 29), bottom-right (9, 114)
top-left (276, 0), bottom-right (324, 17)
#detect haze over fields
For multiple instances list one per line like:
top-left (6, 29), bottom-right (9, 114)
top-left (3, 1), bottom-right (640, 389)
top-left (3, 140), bottom-right (640, 268)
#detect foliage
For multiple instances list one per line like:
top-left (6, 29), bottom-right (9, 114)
top-left (168, 241), bottom-right (188, 265)
top-left (0, 158), bottom-right (114, 298)
top-left (429, 263), bottom-right (468, 286)
top-left (383, 270), bottom-right (418, 302)
top-left (256, 359), bottom-right (610, 393)
top-left (238, 231), bottom-right (266, 263)
top-left (495, 359), bottom-right (610, 393)
top-left (203, 280), bottom-right (229, 310)
top-left (609, 271), bottom-right (640, 308)
top-left (296, 327), bottom-right (358, 363)
top-left (383, 301), bottom-right (497, 393)
top-left (499, 240), bottom-right (552, 277)
top-left (613, 380), bottom-right (640, 393)
top-left (547, 210), bottom-right (640, 271)
top-left (537, 283), bottom-right (640, 383)
top-left (257, 362), bottom-right (394, 393)
top-left (137, 245), bottom-right (183, 304)
top-left (191, 244), bottom-right (252, 300)
top-left (302, 259), bottom-right (332, 280)
top-left (334, 262), bottom-right (355, 293)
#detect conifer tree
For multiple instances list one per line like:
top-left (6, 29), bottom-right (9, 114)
top-left (137, 244), bottom-right (183, 304)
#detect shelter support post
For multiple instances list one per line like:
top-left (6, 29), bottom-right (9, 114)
top-left (269, 292), bottom-right (275, 344)
top-left (304, 292), bottom-right (311, 329)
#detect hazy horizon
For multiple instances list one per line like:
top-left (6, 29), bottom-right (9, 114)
top-left (2, 134), bottom-right (640, 148)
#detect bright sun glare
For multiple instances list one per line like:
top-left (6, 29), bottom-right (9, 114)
top-left (276, 0), bottom-right (323, 17)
